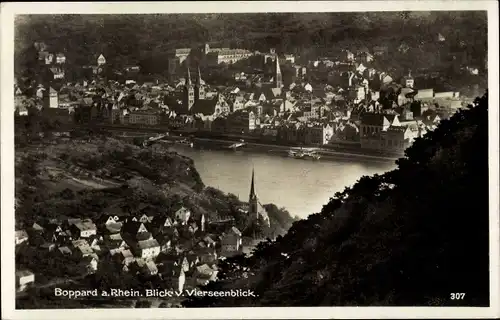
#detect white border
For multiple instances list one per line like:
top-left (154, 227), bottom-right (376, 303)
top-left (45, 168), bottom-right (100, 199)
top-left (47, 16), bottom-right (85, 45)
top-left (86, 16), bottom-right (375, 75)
top-left (1, 1), bottom-right (499, 319)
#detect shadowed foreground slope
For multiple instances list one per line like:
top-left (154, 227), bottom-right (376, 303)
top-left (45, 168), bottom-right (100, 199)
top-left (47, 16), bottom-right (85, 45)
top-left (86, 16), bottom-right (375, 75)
top-left (183, 93), bottom-right (490, 307)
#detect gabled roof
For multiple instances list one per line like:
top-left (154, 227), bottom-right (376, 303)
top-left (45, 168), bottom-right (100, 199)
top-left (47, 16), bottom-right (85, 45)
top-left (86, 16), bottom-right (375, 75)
top-left (137, 239), bottom-right (160, 249)
top-left (122, 221), bottom-right (148, 235)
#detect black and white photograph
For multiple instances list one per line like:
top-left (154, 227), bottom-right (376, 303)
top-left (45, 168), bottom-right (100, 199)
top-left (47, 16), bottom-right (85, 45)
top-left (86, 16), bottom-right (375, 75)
top-left (1, 1), bottom-right (499, 319)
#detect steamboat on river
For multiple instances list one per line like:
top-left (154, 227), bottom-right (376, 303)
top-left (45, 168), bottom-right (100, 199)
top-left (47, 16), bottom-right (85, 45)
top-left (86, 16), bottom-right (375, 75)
top-left (288, 147), bottom-right (321, 160)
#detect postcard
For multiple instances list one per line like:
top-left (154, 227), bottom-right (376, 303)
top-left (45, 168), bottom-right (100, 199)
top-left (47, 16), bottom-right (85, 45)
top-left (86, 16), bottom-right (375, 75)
top-left (1, 1), bottom-right (499, 319)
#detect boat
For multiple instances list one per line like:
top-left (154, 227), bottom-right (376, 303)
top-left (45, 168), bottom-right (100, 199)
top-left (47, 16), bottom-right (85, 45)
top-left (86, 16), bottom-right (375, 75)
top-left (176, 139), bottom-right (191, 145)
top-left (304, 152), bottom-right (321, 160)
top-left (288, 150), bottom-right (305, 158)
top-left (288, 148), bottom-right (321, 160)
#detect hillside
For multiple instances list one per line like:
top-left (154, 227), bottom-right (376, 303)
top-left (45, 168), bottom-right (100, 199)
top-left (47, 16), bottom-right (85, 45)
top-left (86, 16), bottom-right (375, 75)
top-left (15, 134), bottom-right (295, 237)
top-left (183, 92), bottom-right (490, 307)
top-left (15, 12), bottom-right (487, 78)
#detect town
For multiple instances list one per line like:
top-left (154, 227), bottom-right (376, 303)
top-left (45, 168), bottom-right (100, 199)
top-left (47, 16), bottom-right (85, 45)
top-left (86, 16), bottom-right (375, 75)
top-left (15, 36), bottom-right (484, 158)
top-left (14, 31), bottom-right (486, 307)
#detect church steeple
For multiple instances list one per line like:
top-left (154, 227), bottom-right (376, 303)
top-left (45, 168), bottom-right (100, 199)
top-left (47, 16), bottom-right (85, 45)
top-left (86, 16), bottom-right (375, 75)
top-left (249, 168), bottom-right (256, 199)
top-left (196, 67), bottom-right (202, 85)
top-left (195, 66), bottom-right (205, 101)
top-left (249, 168), bottom-right (258, 219)
top-left (184, 66), bottom-right (195, 110)
top-left (275, 56), bottom-right (282, 89)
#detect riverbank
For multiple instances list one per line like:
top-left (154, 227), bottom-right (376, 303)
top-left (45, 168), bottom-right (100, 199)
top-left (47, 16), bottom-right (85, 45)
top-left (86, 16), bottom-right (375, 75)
top-left (77, 125), bottom-right (401, 163)
top-left (161, 137), bottom-right (400, 163)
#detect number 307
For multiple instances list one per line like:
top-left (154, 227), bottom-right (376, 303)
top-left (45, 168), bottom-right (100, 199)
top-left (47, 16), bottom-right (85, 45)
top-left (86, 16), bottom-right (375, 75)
top-left (450, 293), bottom-right (466, 300)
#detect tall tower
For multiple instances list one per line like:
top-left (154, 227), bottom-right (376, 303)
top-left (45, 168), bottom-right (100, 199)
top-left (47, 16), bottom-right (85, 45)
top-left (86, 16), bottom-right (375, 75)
top-left (195, 67), bottom-right (206, 102)
top-left (183, 67), bottom-right (195, 110)
top-left (275, 56), bottom-right (283, 89)
top-left (249, 169), bottom-right (258, 219)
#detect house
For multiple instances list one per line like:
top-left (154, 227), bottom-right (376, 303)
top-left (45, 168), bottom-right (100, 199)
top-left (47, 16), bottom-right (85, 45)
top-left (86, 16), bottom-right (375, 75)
top-left (381, 125), bottom-right (420, 154)
top-left (186, 251), bottom-right (200, 268)
top-left (128, 110), bottom-right (159, 126)
top-left (15, 230), bottom-right (29, 245)
top-left (188, 221), bottom-right (199, 234)
top-left (134, 238), bottom-right (161, 259)
top-left (59, 246), bottom-right (73, 256)
top-left (414, 89), bottom-right (434, 100)
top-left (199, 248), bottom-right (218, 264)
top-left (16, 270), bottom-right (35, 291)
top-left (42, 52), bottom-right (54, 65)
top-left (203, 235), bottom-right (216, 248)
top-left (40, 242), bottom-right (56, 252)
top-left (70, 220), bottom-right (97, 238)
top-left (142, 260), bottom-right (159, 276)
top-left (398, 88), bottom-right (415, 106)
top-left (49, 67), bottom-right (65, 79)
top-left (150, 216), bottom-right (174, 235)
top-left (194, 264), bottom-right (218, 286)
top-left (56, 53), bottom-right (66, 64)
top-left (360, 113), bottom-right (400, 151)
top-left (174, 207), bottom-right (191, 225)
top-left (121, 221), bottom-right (151, 241)
top-left (156, 234), bottom-right (172, 252)
top-left (381, 74), bottom-right (393, 84)
top-left (401, 71), bottom-right (414, 88)
top-left (105, 221), bottom-right (123, 235)
top-left (231, 96), bottom-right (246, 112)
top-left (158, 264), bottom-right (186, 292)
top-left (221, 227), bottom-right (243, 255)
top-left (137, 213), bottom-right (154, 224)
top-left (97, 54), bottom-right (106, 66)
top-left (46, 224), bottom-right (71, 243)
top-left (189, 95), bottom-right (230, 119)
top-left (303, 124), bottom-right (334, 145)
top-left (358, 52), bottom-right (374, 63)
top-left (44, 87), bottom-right (59, 109)
top-left (180, 256), bottom-right (190, 272)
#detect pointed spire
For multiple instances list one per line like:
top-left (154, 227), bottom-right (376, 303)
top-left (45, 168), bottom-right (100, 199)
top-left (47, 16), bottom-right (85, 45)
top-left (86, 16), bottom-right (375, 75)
top-left (249, 168), bottom-right (256, 198)
top-left (197, 67), bottom-right (202, 85)
top-left (275, 56), bottom-right (282, 89)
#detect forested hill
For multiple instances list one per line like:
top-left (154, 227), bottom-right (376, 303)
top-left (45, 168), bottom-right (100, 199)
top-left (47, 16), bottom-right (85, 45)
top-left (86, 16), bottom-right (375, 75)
top-left (15, 12), bottom-right (487, 75)
top-left (183, 92), bottom-right (490, 307)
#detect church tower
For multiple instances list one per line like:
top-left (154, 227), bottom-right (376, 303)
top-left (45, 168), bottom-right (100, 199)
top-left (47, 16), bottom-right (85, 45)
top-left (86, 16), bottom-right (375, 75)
top-left (275, 56), bottom-right (283, 89)
top-left (249, 169), bottom-right (259, 219)
top-left (183, 67), bottom-right (195, 110)
top-left (194, 67), bottom-right (206, 102)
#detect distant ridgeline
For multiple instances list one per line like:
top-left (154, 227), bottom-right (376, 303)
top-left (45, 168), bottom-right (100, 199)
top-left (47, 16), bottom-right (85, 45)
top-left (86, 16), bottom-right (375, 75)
top-left (14, 12), bottom-right (486, 76)
top-left (183, 92), bottom-right (489, 307)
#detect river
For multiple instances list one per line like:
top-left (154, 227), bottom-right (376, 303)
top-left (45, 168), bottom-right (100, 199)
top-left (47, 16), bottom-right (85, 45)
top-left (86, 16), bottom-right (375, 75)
top-left (169, 145), bottom-right (396, 219)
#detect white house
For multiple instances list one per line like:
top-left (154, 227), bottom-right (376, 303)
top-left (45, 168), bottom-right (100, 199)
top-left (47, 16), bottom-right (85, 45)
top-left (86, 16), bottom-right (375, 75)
top-left (15, 230), bottom-right (29, 245)
top-left (136, 239), bottom-right (161, 259)
top-left (16, 270), bottom-right (35, 291)
top-left (97, 54), bottom-right (106, 66)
